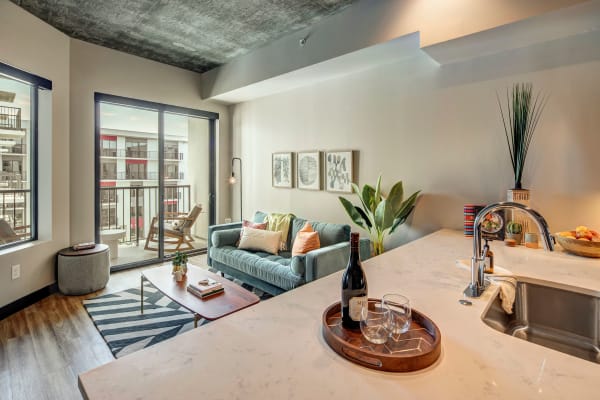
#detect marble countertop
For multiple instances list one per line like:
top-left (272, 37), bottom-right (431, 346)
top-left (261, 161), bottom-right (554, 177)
top-left (78, 229), bottom-right (600, 399)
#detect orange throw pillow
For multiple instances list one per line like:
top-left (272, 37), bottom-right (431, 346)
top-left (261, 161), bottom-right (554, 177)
top-left (292, 223), bottom-right (320, 257)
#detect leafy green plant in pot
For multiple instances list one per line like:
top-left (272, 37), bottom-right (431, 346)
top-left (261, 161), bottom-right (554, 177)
top-left (171, 251), bottom-right (188, 275)
top-left (497, 83), bottom-right (548, 190)
top-left (506, 221), bottom-right (523, 245)
top-left (339, 176), bottom-right (420, 256)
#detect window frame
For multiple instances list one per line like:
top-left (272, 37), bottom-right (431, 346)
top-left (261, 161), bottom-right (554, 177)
top-left (0, 61), bottom-right (51, 250)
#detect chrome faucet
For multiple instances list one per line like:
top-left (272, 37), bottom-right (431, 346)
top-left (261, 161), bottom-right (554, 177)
top-left (464, 201), bottom-right (554, 298)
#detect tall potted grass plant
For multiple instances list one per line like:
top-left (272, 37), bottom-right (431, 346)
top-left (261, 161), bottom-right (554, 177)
top-left (497, 83), bottom-right (547, 191)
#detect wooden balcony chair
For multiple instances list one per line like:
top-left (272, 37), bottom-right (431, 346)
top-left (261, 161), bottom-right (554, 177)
top-left (144, 204), bottom-right (202, 252)
top-left (0, 219), bottom-right (28, 244)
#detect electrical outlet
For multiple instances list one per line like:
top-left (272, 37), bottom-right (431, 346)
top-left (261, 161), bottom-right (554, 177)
top-left (11, 264), bottom-right (20, 280)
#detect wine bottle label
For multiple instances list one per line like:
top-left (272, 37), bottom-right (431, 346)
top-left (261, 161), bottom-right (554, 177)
top-left (349, 296), bottom-right (367, 321)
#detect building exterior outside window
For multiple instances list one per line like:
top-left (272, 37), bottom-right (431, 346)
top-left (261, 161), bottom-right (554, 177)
top-left (0, 63), bottom-right (49, 247)
top-left (98, 123), bottom-right (189, 242)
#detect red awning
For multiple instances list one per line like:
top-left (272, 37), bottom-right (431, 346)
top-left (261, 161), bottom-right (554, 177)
top-left (126, 159), bottom-right (147, 164)
top-left (100, 135), bottom-right (117, 141)
top-left (100, 181), bottom-right (116, 187)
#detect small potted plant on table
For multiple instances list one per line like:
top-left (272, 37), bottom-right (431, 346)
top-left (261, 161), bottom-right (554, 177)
top-left (171, 251), bottom-right (188, 281)
top-left (506, 221), bottom-right (523, 245)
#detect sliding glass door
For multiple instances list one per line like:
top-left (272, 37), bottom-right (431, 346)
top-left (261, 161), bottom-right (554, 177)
top-left (95, 94), bottom-right (217, 270)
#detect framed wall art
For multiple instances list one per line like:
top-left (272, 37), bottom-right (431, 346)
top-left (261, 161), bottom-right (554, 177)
top-left (272, 152), bottom-right (294, 188)
top-left (296, 151), bottom-right (321, 190)
top-left (325, 150), bottom-right (354, 193)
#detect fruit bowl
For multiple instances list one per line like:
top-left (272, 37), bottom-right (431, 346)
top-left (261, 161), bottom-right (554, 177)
top-left (555, 234), bottom-right (600, 258)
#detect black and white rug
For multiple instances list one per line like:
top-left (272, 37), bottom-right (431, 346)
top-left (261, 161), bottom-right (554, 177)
top-left (84, 276), bottom-right (272, 359)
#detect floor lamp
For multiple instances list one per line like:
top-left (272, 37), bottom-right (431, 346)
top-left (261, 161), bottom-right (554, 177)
top-left (229, 157), bottom-right (242, 221)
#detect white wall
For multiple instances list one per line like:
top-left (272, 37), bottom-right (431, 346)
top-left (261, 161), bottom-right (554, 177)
top-left (231, 36), bottom-right (600, 249)
top-left (69, 39), bottom-right (230, 244)
top-left (0, 1), bottom-right (71, 308)
top-left (188, 117), bottom-right (210, 239)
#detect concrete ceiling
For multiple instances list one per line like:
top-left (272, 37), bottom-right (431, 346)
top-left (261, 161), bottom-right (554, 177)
top-left (10, 0), bottom-right (354, 73)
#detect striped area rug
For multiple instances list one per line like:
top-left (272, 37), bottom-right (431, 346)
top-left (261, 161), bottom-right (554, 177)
top-left (84, 276), bottom-right (272, 359)
top-left (83, 281), bottom-right (197, 358)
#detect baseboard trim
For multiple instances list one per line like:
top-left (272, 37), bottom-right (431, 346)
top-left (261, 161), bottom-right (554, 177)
top-left (0, 283), bottom-right (58, 321)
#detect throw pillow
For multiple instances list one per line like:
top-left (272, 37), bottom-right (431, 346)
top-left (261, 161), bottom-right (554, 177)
top-left (237, 219), bottom-right (268, 245)
top-left (238, 227), bottom-right (281, 255)
top-left (292, 222), bottom-right (321, 257)
top-left (265, 213), bottom-right (294, 251)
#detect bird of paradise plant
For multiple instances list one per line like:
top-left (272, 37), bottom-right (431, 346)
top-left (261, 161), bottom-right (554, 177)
top-left (339, 176), bottom-right (420, 256)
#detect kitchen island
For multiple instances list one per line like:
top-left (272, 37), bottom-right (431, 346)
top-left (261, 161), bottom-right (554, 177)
top-left (78, 230), bottom-right (600, 399)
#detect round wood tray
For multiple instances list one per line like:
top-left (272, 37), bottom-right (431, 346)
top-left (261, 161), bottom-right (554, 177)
top-left (322, 299), bottom-right (441, 372)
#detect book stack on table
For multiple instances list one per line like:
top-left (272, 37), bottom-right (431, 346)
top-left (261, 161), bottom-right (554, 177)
top-left (187, 278), bottom-right (224, 299)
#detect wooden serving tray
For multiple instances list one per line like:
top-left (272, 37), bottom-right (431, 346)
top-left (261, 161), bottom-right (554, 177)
top-left (322, 299), bottom-right (441, 372)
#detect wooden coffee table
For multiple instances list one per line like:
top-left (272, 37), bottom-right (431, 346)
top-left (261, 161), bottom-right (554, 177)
top-left (141, 264), bottom-right (260, 327)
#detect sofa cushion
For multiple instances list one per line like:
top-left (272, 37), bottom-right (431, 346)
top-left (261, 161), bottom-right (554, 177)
top-left (253, 211), bottom-right (268, 223)
top-left (292, 218), bottom-right (350, 248)
top-left (211, 246), bottom-right (305, 290)
top-left (238, 227), bottom-right (281, 255)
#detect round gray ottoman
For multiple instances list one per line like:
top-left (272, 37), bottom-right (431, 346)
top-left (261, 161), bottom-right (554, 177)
top-left (58, 244), bottom-right (110, 295)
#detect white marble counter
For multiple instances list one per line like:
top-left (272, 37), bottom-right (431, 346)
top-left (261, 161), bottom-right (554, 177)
top-left (78, 230), bottom-right (600, 399)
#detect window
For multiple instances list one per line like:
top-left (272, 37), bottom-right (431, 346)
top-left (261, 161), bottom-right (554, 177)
top-left (0, 62), bottom-right (51, 248)
top-left (101, 161), bottom-right (117, 180)
top-left (100, 188), bottom-right (117, 203)
top-left (100, 207), bottom-right (117, 227)
top-left (126, 162), bottom-right (146, 180)
top-left (125, 138), bottom-right (147, 158)
top-left (165, 162), bottom-right (179, 180)
top-left (165, 141), bottom-right (179, 160)
top-left (101, 136), bottom-right (117, 157)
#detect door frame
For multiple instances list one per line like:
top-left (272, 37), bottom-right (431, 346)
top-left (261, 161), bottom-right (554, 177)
top-left (94, 92), bottom-right (218, 271)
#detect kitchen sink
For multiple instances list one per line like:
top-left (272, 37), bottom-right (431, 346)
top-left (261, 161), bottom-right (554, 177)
top-left (482, 277), bottom-right (600, 363)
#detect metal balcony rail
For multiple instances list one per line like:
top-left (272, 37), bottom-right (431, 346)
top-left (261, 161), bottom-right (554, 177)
top-left (0, 106), bottom-right (22, 130)
top-left (101, 171), bottom-right (184, 181)
top-left (99, 184), bottom-right (191, 246)
top-left (100, 149), bottom-right (184, 160)
top-left (0, 143), bottom-right (26, 154)
top-left (0, 189), bottom-right (31, 243)
top-left (0, 172), bottom-right (25, 189)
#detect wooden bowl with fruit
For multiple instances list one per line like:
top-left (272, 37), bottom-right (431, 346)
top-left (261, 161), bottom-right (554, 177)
top-left (555, 226), bottom-right (600, 258)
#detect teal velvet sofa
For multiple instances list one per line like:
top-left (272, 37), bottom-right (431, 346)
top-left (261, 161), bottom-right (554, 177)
top-left (207, 211), bottom-right (371, 296)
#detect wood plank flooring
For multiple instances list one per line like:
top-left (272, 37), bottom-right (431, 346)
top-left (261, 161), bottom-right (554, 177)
top-left (0, 255), bottom-right (207, 400)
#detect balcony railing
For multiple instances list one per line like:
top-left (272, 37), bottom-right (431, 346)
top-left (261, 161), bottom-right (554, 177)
top-left (0, 106), bottom-right (22, 130)
top-left (99, 184), bottom-right (191, 246)
top-left (0, 172), bottom-right (25, 189)
top-left (0, 144), bottom-right (26, 155)
top-left (101, 171), bottom-right (184, 181)
top-left (100, 149), bottom-right (183, 160)
top-left (0, 189), bottom-right (31, 243)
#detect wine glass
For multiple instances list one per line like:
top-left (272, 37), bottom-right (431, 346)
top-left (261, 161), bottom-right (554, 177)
top-left (382, 294), bottom-right (411, 338)
top-left (360, 300), bottom-right (390, 344)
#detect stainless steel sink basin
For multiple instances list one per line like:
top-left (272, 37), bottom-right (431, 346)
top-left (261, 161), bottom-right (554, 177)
top-left (482, 277), bottom-right (600, 363)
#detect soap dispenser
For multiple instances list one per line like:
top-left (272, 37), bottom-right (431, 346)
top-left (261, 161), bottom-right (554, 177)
top-left (483, 238), bottom-right (494, 274)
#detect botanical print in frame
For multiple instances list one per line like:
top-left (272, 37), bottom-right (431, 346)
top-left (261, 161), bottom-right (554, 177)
top-left (296, 151), bottom-right (321, 190)
top-left (272, 152), bottom-right (293, 188)
top-left (325, 150), bottom-right (353, 193)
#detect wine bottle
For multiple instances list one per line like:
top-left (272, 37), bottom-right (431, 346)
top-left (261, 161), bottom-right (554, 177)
top-left (341, 232), bottom-right (367, 330)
